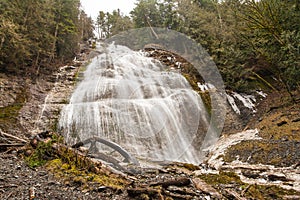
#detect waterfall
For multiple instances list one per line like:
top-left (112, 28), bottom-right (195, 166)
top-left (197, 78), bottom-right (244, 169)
top-left (58, 43), bottom-right (211, 164)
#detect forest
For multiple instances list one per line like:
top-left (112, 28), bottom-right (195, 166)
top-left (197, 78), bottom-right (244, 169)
top-left (96, 0), bottom-right (299, 94)
top-left (0, 0), bottom-right (94, 75)
top-left (0, 0), bottom-right (299, 92)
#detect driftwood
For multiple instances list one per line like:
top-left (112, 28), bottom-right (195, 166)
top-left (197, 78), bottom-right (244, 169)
top-left (0, 129), bottom-right (28, 143)
top-left (0, 143), bottom-right (25, 147)
top-left (29, 132), bottom-right (136, 177)
top-left (192, 178), bottom-right (223, 199)
top-left (88, 152), bottom-right (136, 174)
top-left (72, 137), bottom-right (139, 165)
top-left (149, 177), bottom-right (191, 188)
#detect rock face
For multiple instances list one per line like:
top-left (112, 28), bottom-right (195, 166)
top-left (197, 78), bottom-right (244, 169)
top-left (19, 64), bottom-right (82, 135)
top-left (205, 129), bottom-right (300, 192)
top-left (0, 49), bottom-right (98, 140)
top-left (0, 76), bottom-right (23, 107)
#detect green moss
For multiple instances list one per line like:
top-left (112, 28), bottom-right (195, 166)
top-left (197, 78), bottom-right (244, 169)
top-left (199, 171), bottom-right (244, 185)
top-left (25, 134), bottom-right (63, 168)
top-left (0, 88), bottom-right (27, 130)
top-left (25, 140), bottom-right (54, 168)
top-left (199, 171), bottom-right (299, 199)
top-left (50, 117), bottom-right (59, 132)
top-left (181, 163), bottom-right (200, 171)
top-left (258, 112), bottom-right (300, 141)
top-left (25, 132), bottom-right (128, 189)
top-left (223, 140), bottom-right (300, 167)
top-left (47, 158), bottom-right (128, 189)
top-left (245, 184), bottom-right (299, 200)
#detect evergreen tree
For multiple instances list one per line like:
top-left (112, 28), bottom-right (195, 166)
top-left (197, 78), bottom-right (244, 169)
top-left (96, 9), bottom-right (133, 38)
top-left (130, 0), bottom-right (164, 28)
top-left (0, 0), bottom-right (93, 74)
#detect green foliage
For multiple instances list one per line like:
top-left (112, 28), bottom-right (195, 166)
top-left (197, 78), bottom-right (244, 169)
top-left (131, 0), bottom-right (164, 28)
top-left (0, 0), bottom-right (94, 73)
top-left (1, 0), bottom-right (298, 93)
top-left (96, 9), bottom-right (133, 38)
top-left (129, 0), bottom-right (299, 93)
top-left (25, 133), bottom-right (63, 168)
top-left (25, 141), bottom-right (53, 168)
top-left (240, 0), bottom-right (300, 91)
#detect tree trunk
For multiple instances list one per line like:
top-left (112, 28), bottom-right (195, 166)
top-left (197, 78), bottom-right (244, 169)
top-left (50, 23), bottom-right (59, 61)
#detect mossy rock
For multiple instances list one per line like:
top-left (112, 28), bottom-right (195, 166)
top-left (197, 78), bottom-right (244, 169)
top-left (0, 87), bottom-right (27, 131)
top-left (258, 109), bottom-right (300, 141)
top-left (199, 171), bottom-right (300, 199)
top-left (47, 158), bottom-right (128, 189)
top-left (223, 140), bottom-right (300, 167)
top-left (25, 132), bottom-right (129, 189)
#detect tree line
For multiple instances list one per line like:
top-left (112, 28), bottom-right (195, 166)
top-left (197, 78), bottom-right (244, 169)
top-left (0, 0), bottom-right (94, 75)
top-left (1, 0), bottom-right (298, 93)
top-left (96, 0), bottom-right (299, 93)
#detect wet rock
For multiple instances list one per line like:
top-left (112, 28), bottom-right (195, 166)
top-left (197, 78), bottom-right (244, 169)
top-left (277, 120), bottom-right (288, 126)
top-left (24, 149), bottom-right (33, 157)
top-left (267, 174), bottom-right (289, 182)
top-left (283, 195), bottom-right (300, 200)
top-left (242, 170), bottom-right (261, 179)
top-left (292, 118), bottom-right (300, 123)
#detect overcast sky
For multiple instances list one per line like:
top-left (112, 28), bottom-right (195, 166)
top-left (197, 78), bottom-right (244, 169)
top-left (80, 0), bottom-right (137, 20)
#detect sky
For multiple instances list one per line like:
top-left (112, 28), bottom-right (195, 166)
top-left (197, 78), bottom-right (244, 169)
top-left (80, 0), bottom-right (138, 20)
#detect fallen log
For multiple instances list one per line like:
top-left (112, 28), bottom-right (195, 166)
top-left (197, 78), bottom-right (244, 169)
top-left (192, 178), bottom-right (223, 199)
top-left (0, 129), bottom-right (28, 143)
top-left (167, 185), bottom-right (198, 196)
top-left (72, 136), bottom-right (139, 165)
top-left (0, 143), bottom-right (25, 147)
top-left (28, 132), bottom-right (134, 178)
top-left (149, 177), bottom-right (191, 188)
top-left (51, 143), bottom-right (128, 178)
top-left (88, 152), bottom-right (136, 174)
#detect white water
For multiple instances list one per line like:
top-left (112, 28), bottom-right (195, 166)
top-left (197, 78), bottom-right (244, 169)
top-left (58, 44), bottom-right (211, 164)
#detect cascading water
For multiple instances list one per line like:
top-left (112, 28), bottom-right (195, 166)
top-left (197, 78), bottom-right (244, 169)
top-left (58, 43), bottom-right (211, 165)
